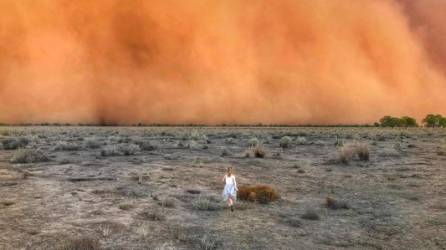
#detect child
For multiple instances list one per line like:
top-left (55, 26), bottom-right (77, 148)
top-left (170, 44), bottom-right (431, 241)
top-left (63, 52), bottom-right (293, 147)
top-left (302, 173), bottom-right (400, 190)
top-left (222, 167), bottom-right (238, 211)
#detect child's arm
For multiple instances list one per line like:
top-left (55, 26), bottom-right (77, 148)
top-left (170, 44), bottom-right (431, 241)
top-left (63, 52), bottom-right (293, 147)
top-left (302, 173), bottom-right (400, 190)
top-left (234, 176), bottom-right (238, 191)
top-left (222, 175), bottom-right (226, 183)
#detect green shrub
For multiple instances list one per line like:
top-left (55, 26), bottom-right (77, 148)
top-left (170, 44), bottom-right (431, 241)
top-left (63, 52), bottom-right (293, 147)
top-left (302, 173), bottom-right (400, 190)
top-left (279, 136), bottom-right (292, 148)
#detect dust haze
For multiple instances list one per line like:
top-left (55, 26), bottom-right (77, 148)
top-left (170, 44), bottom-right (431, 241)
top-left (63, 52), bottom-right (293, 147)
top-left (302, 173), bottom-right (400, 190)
top-left (0, 0), bottom-right (445, 125)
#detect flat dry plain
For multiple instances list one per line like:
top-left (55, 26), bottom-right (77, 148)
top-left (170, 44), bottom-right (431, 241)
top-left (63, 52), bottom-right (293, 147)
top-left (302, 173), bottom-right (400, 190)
top-left (0, 126), bottom-right (445, 250)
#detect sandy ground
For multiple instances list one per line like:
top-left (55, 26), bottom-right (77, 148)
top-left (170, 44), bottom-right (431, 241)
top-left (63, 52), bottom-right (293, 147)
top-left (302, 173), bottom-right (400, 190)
top-left (0, 126), bottom-right (445, 250)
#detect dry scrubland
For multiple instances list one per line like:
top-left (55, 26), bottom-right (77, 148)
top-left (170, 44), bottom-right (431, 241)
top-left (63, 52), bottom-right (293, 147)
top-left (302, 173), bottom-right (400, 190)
top-left (0, 126), bottom-right (445, 250)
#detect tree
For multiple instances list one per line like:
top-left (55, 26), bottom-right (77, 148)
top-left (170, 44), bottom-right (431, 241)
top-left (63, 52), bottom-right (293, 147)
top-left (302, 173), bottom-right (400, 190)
top-left (400, 116), bottom-right (418, 127)
top-left (422, 114), bottom-right (443, 127)
top-left (379, 116), bottom-right (401, 127)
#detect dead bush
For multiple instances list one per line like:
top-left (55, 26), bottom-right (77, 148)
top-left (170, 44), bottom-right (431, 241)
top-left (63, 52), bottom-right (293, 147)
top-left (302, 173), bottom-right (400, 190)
top-left (336, 142), bottom-right (369, 164)
top-left (238, 185), bottom-right (279, 204)
top-left (10, 149), bottom-right (49, 164)
top-left (252, 144), bottom-right (266, 158)
top-left (59, 237), bottom-right (101, 250)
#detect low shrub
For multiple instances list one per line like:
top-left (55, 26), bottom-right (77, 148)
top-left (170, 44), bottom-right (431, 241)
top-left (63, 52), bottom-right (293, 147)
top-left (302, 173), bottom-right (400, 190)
top-left (2, 138), bottom-right (29, 150)
top-left (279, 136), bottom-right (292, 148)
top-left (10, 149), bottom-right (49, 164)
top-left (296, 136), bottom-right (307, 145)
top-left (248, 137), bottom-right (259, 147)
top-left (238, 185), bottom-right (279, 204)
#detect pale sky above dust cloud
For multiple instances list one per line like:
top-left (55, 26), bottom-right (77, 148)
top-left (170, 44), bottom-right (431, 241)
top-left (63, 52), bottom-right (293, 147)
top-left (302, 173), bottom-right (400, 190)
top-left (0, 0), bottom-right (445, 125)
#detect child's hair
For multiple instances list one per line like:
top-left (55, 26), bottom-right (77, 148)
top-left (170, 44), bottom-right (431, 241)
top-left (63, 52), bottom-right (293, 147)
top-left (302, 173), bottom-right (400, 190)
top-left (227, 167), bottom-right (233, 176)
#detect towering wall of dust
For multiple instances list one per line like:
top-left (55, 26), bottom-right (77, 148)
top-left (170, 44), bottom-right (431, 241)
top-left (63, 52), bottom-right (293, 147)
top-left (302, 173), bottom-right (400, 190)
top-left (0, 0), bottom-right (445, 125)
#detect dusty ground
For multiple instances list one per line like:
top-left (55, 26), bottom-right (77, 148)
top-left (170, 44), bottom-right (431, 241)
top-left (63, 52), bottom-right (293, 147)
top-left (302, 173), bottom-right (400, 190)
top-left (0, 126), bottom-right (445, 250)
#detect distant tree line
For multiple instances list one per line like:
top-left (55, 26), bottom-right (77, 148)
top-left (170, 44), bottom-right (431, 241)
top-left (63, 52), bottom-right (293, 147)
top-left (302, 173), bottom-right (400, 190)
top-left (377, 114), bottom-right (446, 128)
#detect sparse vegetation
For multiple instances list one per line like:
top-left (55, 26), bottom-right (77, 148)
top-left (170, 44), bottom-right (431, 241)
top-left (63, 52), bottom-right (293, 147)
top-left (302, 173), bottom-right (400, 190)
top-left (238, 185), bottom-right (279, 204)
top-left (10, 149), bottom-right (49, 163)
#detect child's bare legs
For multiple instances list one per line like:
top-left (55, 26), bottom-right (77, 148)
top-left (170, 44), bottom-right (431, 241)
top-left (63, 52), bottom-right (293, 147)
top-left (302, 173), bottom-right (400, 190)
top-left (228, 196), bottom-right (234, 211)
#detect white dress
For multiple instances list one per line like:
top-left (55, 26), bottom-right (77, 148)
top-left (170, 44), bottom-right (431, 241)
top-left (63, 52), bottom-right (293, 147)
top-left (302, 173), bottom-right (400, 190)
top-left (222, 175), bottom-right (237, 201)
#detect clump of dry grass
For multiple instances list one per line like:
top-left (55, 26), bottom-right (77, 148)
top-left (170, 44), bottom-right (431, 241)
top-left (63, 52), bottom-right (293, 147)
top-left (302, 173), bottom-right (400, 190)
top-left (192, 197), bottom-right (220, 211)
top-left (325, 197), bottom-right (350, 210)
top-left (59, 237), bottom-right (101, 250)
top-left (10, 149), bottom-right (49, 164)
top-left (336, 142), bottom-right (369, 164)
top-left (238, 185), bottom-right (279, 204)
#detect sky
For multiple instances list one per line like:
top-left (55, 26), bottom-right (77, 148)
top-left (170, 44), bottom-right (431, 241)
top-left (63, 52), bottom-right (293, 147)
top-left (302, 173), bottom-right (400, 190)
top-left (0, 0), bottom-right (445, 125)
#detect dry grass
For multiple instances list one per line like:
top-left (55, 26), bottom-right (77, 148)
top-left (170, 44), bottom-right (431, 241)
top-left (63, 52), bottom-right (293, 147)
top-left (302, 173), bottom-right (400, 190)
top-left (59, 237), bottom-right (101, 250)
top-left (238, 185), bottom-right (279, 204)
